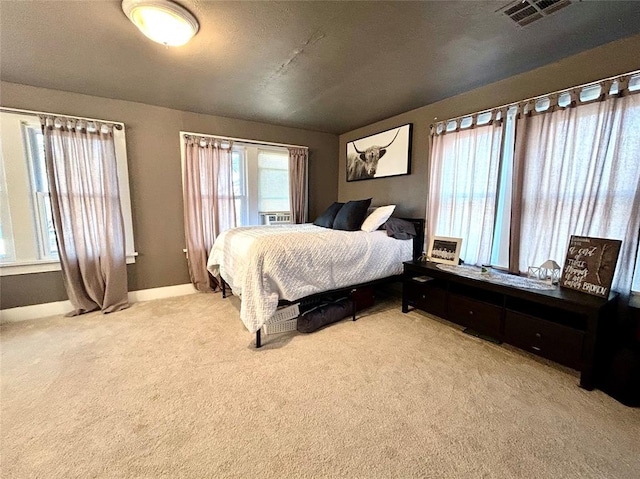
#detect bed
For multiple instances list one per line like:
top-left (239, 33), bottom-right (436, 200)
top-left (207, 218), bottom-right (424, 345)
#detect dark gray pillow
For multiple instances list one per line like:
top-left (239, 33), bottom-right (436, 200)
top-left (313, 202), bottom-right (344, 228)
top-left (333, 198), bottom-right (372, 231)
top-left (385, 217), bottom-right (416, 240)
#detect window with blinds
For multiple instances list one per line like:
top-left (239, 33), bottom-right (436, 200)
top-left (227, 144), bottom-right (291, 226)
top-left (257, 149), bottom-right (290, 214)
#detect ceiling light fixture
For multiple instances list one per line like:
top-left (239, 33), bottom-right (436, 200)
top-left (122, 0), bottom-right (199, 47)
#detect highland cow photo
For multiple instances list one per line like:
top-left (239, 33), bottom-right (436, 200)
top-left (346, 123), bottom-right (412, 181)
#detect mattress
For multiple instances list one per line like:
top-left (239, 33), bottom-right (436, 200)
top-left (207, 224), bottom-right (412, 333)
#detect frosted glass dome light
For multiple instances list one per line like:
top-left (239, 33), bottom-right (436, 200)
top-left (122, 0), bottom-right (199, 47)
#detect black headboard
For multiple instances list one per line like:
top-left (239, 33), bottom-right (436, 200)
top-left (399, 217), bottom-right (425, 261)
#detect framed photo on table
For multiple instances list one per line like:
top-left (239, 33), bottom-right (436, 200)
top-left (427, 236), bottom-right (463, 265)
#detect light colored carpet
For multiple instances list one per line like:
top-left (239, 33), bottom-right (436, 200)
top-left (1, 293), bottom-right (639, 479)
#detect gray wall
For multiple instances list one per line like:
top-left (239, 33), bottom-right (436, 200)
top-left (0, 83), bottom-right (338, 308)
top-left (338, 34), bottom-right (640, 218)
top-left (4, 34), bottom-right (639, 309)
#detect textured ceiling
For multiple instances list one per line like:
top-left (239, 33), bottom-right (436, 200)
top-left (2, 1), bottom-right (640, 134)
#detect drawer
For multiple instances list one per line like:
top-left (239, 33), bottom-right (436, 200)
top-left (448, 294), bottom-right (502, 338)
top-left (403, 279), bottom-right (447, 318)
top-left (504, 310), bottom-right (584, 370)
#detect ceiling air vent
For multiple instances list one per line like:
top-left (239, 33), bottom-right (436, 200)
top-left (500, 0), bottom-right (572, 27)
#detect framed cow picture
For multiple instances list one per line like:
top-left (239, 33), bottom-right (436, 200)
top-left (346, 123), bottom-right (412, 182)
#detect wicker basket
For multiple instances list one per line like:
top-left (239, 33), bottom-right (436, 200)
top-left (262, 318), bottom-right (298, 335)
top-left (269, 303), bottom-right (300, 322)
top-left (262, 303), bottom-right (300, 335)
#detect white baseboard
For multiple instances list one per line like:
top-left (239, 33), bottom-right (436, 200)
top-left (0, 283), bottom-right (197, 323)
top-left (127, 283), bottom-right (196, 303)
top-left (0, 300), bottom-right (72, 323)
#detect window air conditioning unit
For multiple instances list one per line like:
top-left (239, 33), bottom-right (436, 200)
top-left (262, 212), bottom-right (292, 225)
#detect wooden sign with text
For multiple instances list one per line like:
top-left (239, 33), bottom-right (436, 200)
top-left (560, 236), bottom-right (621, 298)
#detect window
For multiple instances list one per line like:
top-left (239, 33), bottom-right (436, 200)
top-left (430, 72), bottom-right (640, 293)
top-left (0, 111), bottom-right (136, 276)
top-left (489, 106), bottom-right (518, 269)
top-left (0, 157), bottom-right (14, 261)
top-left (511, 92), bottom-right (640, 293)
top-left (257, 149), bottom-right (289, 214)
top-left (428, 116), bottom-right (502, 266)
top-left (23, 125), bottom-right (57, 259)
top-left (179, 134), bottom-right (298, 228)
top-left (234, 146), bottom-right (291, 225)
top-left (231, 149), bottom-right (248, 226)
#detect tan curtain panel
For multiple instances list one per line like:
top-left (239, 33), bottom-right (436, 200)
top-left (183, 136), bottom-right (237, 292)
top-left (510, 91), bottom-right (640, 294)
top-left (287, 147), bottom-right (308, 224)
top-left (427, 121), bottom-right (503, 266)
top-left (40, 116), bottom-right (129, 315)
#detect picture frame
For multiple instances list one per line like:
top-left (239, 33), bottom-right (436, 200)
top-left (560, 235), bottom-right (622, 298)
top-left (427, 236), bottom-right (463, 265)
top-left (346, 123), bottom-right (412, 182)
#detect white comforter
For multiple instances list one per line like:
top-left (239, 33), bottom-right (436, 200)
top-left (207, 224), bottom-right (412, 333)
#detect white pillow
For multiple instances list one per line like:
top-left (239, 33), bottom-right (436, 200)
top-left (361, 205), bottom-right (396, 232)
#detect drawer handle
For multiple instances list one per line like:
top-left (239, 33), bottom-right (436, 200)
top-left (421, 294), bottom-right (426, 299)
top-left (532, 346), bottom-right (541, 352)
top-left (535, 333), bottom-right (542, 339)
top-left (469, 310), bottom-right (474, 315)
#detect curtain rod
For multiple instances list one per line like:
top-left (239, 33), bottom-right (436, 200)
top-left (431, 68), bottom-right (640, 126)
top-left (0, 106), bottom-right (124, 129)
top-left (180, 130), bottom-right (308, 150)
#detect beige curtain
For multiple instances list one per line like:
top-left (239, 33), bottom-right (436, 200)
top-left (41, 116), bottom-right (128, 315)
top-left (183, 136), bottom-right (236, 292)
top-left (287, 147), bottom-right (308, 224)
top-left (510, 90), bottom-right (640, 293)
top-left (427, 120), bottom-right (503, 265)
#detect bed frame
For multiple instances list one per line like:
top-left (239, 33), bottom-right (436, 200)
top-left (220, 218), bottom-right (425, 348)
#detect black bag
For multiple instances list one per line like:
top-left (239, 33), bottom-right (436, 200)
top-left (297, 298), bottom-right (354, 333)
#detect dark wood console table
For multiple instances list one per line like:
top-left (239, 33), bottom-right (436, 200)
top-left (402, 261), bottom-right (619, 390)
